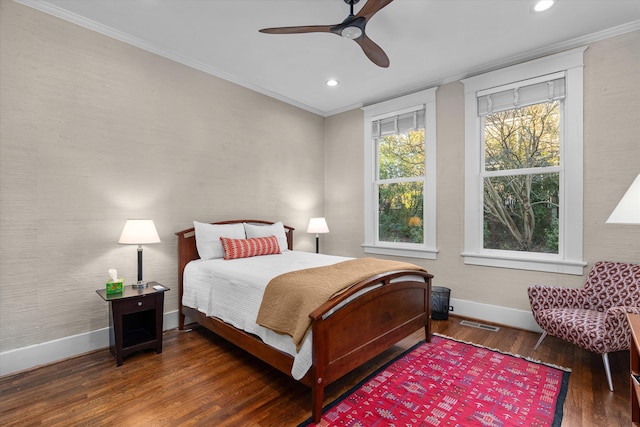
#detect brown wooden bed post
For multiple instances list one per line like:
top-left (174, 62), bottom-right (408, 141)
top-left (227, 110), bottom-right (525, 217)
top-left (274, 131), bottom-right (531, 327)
top-left (425, 281), bottom-right (432, 341)
top-left (311, 318), bottom-right (327, 423)
top-left (311, 375), bottom-right (324, 423)
top-left (175, 227), bottom-right (198, 330)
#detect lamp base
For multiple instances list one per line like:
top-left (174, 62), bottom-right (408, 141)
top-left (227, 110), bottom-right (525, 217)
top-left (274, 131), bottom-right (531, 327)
top-left (131, 281), bottom-right (148, 289)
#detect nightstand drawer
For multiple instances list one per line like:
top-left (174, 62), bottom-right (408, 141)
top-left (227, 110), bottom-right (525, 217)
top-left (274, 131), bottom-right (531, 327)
top-left (115, 295), bottom-right (156, 315)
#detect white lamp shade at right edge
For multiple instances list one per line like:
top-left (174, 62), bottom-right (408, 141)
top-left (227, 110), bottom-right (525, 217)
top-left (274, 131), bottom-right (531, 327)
top-left (606, 174), bottom-right (640, 224)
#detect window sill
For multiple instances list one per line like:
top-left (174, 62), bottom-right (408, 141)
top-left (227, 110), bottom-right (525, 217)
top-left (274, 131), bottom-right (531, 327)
top-left (461, 251), bottom-right (586, 275)
top-left (362, 244), bottom-right (438, 260)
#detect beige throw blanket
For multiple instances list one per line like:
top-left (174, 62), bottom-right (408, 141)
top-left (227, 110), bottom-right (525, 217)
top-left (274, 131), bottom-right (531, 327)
top-left (256, 257), bottom-right (427, 350)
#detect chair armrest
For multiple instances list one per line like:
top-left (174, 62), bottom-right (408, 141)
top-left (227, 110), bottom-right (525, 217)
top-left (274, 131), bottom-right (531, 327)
top-left (604, 306), bottom-right (640, 352)
top-left (528, 285), bottom-right (589, 310)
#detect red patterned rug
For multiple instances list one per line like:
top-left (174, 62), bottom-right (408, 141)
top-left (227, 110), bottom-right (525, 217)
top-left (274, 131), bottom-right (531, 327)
top-left (299, 334), bottom-right (570, 427)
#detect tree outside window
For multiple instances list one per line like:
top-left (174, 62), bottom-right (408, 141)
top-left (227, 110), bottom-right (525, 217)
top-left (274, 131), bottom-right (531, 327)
top-left (482, 102), bottom-right (560, 253)
top-left (377, 128), bottom-right (425, 243)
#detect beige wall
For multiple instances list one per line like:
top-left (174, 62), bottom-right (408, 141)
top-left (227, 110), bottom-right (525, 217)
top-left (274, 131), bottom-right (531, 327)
top-left (323, 109), bottom-right (365, 257)
top-left (0, 1), bottom-right (325, 353)
top-left (324, 30), bottom-right (640, 319)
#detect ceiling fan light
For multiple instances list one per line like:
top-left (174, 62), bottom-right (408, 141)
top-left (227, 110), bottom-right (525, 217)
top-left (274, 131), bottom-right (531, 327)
top-left (326, 79), bottom-right (339, 87)
top-left (341, 26), bottom-right (362, 39)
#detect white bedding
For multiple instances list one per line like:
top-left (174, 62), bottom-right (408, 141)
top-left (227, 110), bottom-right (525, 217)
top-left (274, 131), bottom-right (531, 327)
top-left (182, 251), bottom-right (351, 379)
top-left (182, 250), bottom-right (426, 380)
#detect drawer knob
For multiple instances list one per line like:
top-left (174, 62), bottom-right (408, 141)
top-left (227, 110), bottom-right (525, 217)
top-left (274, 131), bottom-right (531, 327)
top-left (137, 301), bottom-right (142, 307)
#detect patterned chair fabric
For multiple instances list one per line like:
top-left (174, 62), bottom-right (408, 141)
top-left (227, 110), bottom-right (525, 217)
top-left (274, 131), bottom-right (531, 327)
top-left (528, 261), bottom-right (640, 391)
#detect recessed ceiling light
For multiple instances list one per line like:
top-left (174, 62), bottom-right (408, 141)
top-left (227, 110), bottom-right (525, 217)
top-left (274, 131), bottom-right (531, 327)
top-left (326, 79), bottom-right (339, 87)
top-left (532, 0), bottom-right (555, 13)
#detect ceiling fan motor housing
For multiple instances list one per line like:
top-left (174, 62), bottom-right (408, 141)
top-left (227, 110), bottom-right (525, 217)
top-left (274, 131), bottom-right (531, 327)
top-left (341, 26), bottom-right (363, 39)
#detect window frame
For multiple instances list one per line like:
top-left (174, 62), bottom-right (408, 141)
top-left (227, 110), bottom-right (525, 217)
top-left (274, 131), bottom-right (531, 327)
top-left (362, 88), bottom-right (438, 259)
top-left (461, 47), bottom-right (587, 275)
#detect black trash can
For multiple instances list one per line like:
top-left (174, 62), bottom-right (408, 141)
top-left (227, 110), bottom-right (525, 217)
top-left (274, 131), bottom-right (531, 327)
top-left (431, 286), bottom-right (451, 320)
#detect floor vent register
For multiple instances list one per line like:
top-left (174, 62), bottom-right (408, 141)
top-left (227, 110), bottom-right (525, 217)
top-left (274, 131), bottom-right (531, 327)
top-left (460, 320), bottom-right (500, 332)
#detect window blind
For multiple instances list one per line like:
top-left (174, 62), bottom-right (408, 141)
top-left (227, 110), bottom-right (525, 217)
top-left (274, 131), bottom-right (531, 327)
top-left (477, 77), bottom-right (565, 116)
top-left (372, 109), bottom-right (425, 138)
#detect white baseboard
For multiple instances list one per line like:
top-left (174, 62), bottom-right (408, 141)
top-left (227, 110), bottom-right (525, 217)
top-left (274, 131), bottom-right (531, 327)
top-left (1, 300), bottom-right (542, 377)
top-left (0, 310), bottom-right (180, 377)
top-left (448, 297), bottom-right (543, 333)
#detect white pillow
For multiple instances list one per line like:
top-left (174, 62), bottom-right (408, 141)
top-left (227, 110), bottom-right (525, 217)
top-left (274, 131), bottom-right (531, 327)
top-left (193, 221), bottom-right (246, 260)
top-left (243, 221), bottom-right (289, 252)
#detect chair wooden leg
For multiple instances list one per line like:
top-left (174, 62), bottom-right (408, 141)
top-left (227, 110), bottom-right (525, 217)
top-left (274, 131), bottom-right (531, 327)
top-left (602, 353), bottom-right (614, 392)
top-left (533, 331), bottom-right (548, 350)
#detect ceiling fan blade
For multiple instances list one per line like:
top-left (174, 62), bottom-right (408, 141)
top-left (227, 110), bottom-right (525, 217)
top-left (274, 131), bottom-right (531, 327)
top-left (355, 35), bottom-right (390, 68)
top-left (259, 25), bottom-right (334, 35)
top-left (355, 0), bottom-right (395, 21)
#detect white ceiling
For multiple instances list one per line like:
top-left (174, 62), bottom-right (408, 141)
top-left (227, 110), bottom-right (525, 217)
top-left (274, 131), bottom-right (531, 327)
top-left (18, 0), bottom-right (640, 116)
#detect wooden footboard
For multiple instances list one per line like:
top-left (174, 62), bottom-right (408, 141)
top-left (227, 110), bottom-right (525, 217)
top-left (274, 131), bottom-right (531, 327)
top-left (175, 220), bottom-right (433, 424)
top-left (308, 270), bottom-right (432, 422)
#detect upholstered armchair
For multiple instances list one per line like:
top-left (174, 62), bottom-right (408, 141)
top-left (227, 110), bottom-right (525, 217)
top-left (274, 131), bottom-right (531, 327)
top-left (528, 261), bottom-right (640, 391)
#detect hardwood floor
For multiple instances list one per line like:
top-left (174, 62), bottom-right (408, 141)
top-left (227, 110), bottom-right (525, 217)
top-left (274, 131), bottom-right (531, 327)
top-left (0, 315), bottom-right (630, 426)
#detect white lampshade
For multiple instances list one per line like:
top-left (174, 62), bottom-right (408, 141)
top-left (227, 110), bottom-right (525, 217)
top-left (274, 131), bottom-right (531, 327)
top-left (118, 219), bottom-right (161, 244)
top-left (606, 174), bottom-right (640, 224)
top-left (307, 217), bottom-right (330, 234)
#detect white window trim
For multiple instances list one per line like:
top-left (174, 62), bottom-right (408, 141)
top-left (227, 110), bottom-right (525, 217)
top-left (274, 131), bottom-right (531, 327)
top-left (461, 47), bottom-right (587, 275)
top-left (362, 88), bottom-right (438, 260)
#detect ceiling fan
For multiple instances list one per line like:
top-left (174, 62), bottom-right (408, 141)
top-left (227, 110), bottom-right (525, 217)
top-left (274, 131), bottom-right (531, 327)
top-left (259, 0), bottom-right (395, 68)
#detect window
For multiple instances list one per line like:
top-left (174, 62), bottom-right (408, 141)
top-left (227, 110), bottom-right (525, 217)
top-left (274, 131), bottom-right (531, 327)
top-left (462, 47), bottom-right (587, 274)
top-left (362, 88), bottom-right (437, 259)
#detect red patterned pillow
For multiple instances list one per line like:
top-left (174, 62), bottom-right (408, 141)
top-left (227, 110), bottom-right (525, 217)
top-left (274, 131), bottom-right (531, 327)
top-left (220, 235), bottom-right (281, 260)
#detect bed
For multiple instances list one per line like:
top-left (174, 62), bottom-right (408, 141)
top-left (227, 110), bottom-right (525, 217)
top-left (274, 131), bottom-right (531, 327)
top-left (175, 219), bottom-right (434, 423)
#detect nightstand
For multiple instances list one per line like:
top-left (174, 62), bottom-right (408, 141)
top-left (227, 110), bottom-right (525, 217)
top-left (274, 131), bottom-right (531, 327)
top-left (96, 282), bottom-right (169, 366)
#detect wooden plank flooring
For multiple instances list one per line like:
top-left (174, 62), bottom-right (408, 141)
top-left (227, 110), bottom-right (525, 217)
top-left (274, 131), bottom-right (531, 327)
top-left (0, 315), bottom-right (631, 426)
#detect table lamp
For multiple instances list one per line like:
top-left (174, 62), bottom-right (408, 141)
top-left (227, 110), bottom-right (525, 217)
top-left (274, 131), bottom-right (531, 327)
top-left (307, 217), bottom-right (329, 254)
top-left (118, 219), bottom-right (161, 288)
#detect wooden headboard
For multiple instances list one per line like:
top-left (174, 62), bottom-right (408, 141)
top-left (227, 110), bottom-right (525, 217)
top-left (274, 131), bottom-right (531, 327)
top-left (174, 220), bottom-right (295, 311)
